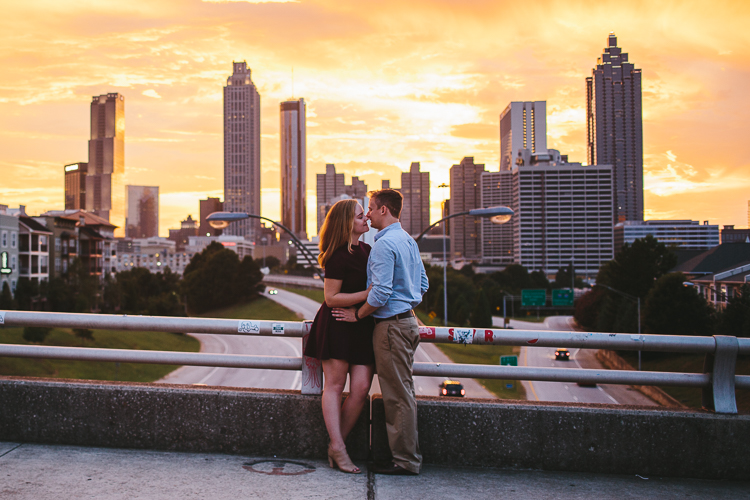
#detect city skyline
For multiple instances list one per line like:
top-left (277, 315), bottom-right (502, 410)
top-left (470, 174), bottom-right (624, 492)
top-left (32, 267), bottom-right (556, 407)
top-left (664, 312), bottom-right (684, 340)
top-left (1, 1), bottom-right (749, 238)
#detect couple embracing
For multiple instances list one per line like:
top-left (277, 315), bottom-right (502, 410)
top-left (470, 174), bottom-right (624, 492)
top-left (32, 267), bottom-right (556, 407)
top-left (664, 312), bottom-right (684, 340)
top-left (304, 189), bottom-right (429, 476)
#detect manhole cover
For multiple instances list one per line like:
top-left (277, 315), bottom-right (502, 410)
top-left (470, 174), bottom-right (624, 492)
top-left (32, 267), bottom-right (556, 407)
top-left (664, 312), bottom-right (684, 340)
top-left (243, 460), bottom-right (316, 476)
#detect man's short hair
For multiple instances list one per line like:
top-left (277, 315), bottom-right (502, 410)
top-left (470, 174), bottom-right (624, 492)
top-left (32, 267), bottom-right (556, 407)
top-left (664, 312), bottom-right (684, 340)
top-left (368, 189), bottom-right (403, 218)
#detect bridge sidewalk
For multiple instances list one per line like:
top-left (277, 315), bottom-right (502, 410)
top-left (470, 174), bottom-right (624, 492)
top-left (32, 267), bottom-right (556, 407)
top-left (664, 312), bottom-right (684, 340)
top-left (1, 442), bottom-right (747, 499)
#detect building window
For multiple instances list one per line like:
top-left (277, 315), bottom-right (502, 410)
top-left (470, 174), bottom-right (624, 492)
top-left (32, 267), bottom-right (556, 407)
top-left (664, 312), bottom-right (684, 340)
top-left (1, 231), bottom-right (6, 247)
top-left (11, 232), bottom-right (16, 248)
top-left (55, 238), bottom-right (61, 252)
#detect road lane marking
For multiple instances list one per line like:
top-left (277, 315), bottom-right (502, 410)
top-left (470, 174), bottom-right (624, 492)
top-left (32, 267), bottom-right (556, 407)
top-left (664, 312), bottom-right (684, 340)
top-left (572, 348), bottom-right (620, 404)
top-left (197, 334), bottom-right (230, 385)
top-left (522, 346), bottom-right (540, 401)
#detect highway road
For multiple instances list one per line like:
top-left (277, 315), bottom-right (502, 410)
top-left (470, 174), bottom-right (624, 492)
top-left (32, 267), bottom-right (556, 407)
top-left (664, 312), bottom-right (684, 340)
top-left (161, 288), bottom-right (495, 398)
top-left (492, 315), bottom-right (656, 406)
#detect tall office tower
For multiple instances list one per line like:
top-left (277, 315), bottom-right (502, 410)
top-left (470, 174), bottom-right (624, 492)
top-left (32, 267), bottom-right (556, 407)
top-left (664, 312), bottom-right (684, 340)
top-left (400, 162), bottom-right (430, 236)
top-left (481, 170), bottom-right (514, 265)
top-left (510, 149), bottom-right (614, 276)
top-left (587, 33), bottom-right (643, 223)
top-left (64, 162), bottom-right (88, 210)
top-left (125, 185), bottom-right (159, 239)
top-left (87, 93), bottom-right (125, 235)
top-left (199, 197), bottom-right (224, 237)
top-left (223, 61), bottom-right (261, 240)
top-left (347, 176), bottom-right (367, 199)
top-left (280, 98), bottom-right (307, 240)
top-left (382, 180), bottom-right (390, 190)
top-left (449, 157), bottom-right (486, 261)
top-left (499, 101), bottom-right (547, 171)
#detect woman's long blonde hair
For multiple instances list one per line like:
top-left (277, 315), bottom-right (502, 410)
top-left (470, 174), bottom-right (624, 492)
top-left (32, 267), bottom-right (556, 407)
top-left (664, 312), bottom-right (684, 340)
top-left (318, 198), bottom-right (358, 269)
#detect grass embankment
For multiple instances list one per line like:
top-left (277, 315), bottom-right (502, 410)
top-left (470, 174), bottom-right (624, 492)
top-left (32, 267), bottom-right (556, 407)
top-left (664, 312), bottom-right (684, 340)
top-left (0, 295), bottom-right (301, 382)
top-left (0, 326), bottom-right (199, 382)
top-left (618, 351), bottom-right (750, 414)
top-left (417, 310), bottom-right (526, 400)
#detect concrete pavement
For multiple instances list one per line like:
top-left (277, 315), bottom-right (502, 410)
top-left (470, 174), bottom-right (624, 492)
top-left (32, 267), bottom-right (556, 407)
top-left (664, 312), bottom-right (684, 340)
top-left (1, 442), bottom-right (747, 499)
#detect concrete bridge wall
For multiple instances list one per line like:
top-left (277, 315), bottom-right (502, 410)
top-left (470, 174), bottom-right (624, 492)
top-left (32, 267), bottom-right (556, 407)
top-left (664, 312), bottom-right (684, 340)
top-left (1, 377), bottom-right (748, 480)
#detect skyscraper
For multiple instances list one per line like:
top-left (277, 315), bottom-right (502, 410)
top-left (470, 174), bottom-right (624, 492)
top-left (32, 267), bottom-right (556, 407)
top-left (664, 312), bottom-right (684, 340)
top-left (587, 33), bottom-right (643, 223)
top-left (199, 197), bottom-right (223, 237)
top-left (280, 98), bottom-right (307, 240)
top-left (400, 162), bottom-right (430, 236)
top-left (499, 101), bottom-right (547, 171)
top-left (126, 185), bottom-right (159, 239)
top-left (87, 93), bottom-right (125, 235)
top-left (224, 61), bottom-right (261, 240)
top-left (449, 157), bottom-right (486, 261)
top-left (64, 162), bottom-right (88, 210)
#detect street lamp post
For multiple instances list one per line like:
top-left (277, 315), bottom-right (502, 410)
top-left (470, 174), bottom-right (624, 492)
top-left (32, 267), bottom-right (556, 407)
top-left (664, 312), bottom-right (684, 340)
top-left (206, 212), bottom-right (323, 280)
top-left (415, 205), bottom-right (514, 327)
top-left (261, 236), bottom-right (267, 269)
top-left (595, 283), bottom-right (641, 370)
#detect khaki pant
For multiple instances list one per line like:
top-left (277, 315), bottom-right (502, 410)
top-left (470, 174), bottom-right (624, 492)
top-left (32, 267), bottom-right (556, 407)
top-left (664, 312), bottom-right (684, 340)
top-left (373, 316), bottom-right (422, 473)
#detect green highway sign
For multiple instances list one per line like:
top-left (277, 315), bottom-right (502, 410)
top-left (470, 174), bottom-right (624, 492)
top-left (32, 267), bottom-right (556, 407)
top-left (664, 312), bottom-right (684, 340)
top-left (552, 288), bottom-right (574, 307)
top-left (500, 355), bottom-right (518, 366)
top-left (521, 289), bottom-right (546, 307)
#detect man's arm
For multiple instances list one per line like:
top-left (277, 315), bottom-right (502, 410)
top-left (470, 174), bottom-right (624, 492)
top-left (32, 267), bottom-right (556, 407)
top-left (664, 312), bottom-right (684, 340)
top-left (420, 261), bottom-right (429, 297)
top-left (364, 241), bottom-right (395, 314)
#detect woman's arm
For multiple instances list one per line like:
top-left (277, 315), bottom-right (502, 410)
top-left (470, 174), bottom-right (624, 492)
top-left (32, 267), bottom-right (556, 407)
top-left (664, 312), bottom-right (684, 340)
top-left (324, 279), bottom-right (371, 308)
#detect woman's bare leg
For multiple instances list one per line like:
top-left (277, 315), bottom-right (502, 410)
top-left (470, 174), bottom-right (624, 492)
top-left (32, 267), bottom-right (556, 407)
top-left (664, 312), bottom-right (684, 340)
top-left (322, 358), bottom-right (350, 451)
top-left (340, 364), bottom-right (374, 442)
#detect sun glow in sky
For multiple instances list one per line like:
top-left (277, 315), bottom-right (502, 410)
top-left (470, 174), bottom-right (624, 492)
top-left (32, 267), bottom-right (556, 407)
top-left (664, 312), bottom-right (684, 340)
top-left (2, 0), bottom-right (750, 237)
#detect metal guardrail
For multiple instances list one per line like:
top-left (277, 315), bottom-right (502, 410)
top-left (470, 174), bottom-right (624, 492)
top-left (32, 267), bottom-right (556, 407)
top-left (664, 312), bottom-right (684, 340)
top-left (0, 311), bottom-right (747, 413)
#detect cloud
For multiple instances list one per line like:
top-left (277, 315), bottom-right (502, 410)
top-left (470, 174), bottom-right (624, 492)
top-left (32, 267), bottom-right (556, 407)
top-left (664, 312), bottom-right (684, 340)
top-left (142, 89), bottom-right (162, 99)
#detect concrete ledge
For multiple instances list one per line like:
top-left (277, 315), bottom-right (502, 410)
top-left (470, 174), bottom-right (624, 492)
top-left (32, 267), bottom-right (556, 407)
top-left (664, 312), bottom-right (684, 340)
top-left (0, 377), bottom-right (369, 460)
top-left (371, 395), bottom-right (750, 480)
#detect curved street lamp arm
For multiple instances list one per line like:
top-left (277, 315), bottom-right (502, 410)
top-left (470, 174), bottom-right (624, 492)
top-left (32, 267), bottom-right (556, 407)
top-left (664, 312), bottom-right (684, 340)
top-left (414, 211), bottom-right (470, 243)
top-left (248, 215), bottom-right (324, 281)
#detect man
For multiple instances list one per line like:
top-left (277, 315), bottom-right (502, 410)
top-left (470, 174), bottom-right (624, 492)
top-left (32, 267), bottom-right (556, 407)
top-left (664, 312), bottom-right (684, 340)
top-left (334, 189), bottom-right (429, 475)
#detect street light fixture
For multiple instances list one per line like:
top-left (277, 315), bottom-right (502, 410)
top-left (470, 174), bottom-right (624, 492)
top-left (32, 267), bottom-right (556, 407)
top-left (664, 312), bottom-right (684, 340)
top-left (206, 212), bottom-right (323, 280)
top-left (415, 205), bottom-right (514, 327)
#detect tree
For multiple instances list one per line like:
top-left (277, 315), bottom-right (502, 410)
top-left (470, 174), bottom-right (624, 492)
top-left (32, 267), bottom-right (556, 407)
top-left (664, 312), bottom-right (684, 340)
top-left (13, 278), bottom-right (39, 311)
top-left (552, 264), bottom-right (589, 290)
top-left (643, 272), bottom-right (714, 336)
top-left (23, 326), bottom-right (51, 343)
top-left (597, 235), bottom-right (677, 299)
top-left (0, 281), bottom-right (15, 310)
top-left (470, 288), bottom-right (493, 328)
top-left (716, 284), bottom-right (750, 338)
top-left (73, 328), bottom-right (94, 342)
top-left (574, 287), bottom-right (606, 330)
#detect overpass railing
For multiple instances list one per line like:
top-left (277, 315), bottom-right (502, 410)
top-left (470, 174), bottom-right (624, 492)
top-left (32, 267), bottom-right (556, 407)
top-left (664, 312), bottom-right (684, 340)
top-left (1, 311), bottom-right (748, 414)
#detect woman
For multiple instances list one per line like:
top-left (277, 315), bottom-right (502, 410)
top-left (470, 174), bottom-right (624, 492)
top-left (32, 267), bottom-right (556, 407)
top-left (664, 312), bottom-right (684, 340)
top-left (303, 199), bottom-right (375, 474)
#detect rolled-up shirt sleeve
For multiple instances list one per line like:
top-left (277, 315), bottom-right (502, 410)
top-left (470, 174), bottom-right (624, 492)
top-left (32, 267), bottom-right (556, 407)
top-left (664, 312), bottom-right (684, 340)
top-left (367, 241), bottom-right (395, 308)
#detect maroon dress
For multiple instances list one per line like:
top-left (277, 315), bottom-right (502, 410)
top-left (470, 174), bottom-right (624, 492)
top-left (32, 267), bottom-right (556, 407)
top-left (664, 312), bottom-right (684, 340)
top-left (303, 242), bottom-right (376, 365)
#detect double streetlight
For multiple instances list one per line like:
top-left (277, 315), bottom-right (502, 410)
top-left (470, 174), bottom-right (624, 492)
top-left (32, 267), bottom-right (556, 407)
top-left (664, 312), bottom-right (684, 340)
top-left (206, 212), bottom-right (324, 280)
top-left (415, 205), bottom-right (514, 327)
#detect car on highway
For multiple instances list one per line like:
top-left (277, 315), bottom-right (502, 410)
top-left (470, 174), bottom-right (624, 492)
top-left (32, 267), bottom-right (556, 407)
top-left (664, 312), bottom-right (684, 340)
top-left (554, 348), bottom-right (570, 361)
top-left (439, 380), bottom-right (465, 397)
top-left (268, 289), bottom-right (278, 295)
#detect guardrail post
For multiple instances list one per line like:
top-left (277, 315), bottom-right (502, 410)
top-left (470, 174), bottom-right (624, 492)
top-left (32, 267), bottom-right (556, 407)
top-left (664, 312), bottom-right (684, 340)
top-left (301, 321), bottom-right (323, 395)
top-left (702, 335), bottom-right (738, 414)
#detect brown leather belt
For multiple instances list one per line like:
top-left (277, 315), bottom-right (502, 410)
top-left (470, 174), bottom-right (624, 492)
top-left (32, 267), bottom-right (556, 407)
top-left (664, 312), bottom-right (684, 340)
top-left (373, 310), bottom-right (414, 324)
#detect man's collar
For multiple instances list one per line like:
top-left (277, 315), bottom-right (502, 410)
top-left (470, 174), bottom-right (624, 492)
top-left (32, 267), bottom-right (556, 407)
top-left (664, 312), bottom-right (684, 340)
top-left (374, 222), bottom-right (402, 241)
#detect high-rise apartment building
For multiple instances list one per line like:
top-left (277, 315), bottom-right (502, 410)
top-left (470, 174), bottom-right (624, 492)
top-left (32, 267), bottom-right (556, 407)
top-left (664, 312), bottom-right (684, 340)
top-left (280, 98), bottom-right (307, 240)
top-left (587, 33), bottom-right (643, 223)
top-left (481, 170), bottom-right (514, 266)
top-left (223, 61), bottom-right (261, 240)
top-left (199, 197), bottom-right (223, 237)
top-left (449, 157), bottom-right (486, 261)
top-left (615, 220), bottom-right (719, 252)
top-left (64, 162), bottom-right (88, 210)
top-left (315, 164), bottom-right (370, 232)
top-left (400, 162), bottom-right (430, 236)
top-left (125, 185), bottom-right (159, 239)
top-left (87, 93), bottom-right (125, 235)
top-left (500, 101), bottom-right (547, 171)
top-left (510, 149), bottom-right (614, 276)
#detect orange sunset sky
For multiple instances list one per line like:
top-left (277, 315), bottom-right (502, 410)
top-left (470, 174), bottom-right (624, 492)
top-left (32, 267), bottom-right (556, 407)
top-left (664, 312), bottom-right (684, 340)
top-left (1, 0), bottom-right (749, 238)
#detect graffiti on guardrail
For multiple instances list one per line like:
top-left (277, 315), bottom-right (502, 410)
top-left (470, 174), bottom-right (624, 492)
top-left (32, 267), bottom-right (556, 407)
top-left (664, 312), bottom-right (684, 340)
top-left (272, 323), bottom-right (285, 335)
top-left (238, 320), bottom-right (260, 334)
top-left (418, 326), bottom-right (435, 339)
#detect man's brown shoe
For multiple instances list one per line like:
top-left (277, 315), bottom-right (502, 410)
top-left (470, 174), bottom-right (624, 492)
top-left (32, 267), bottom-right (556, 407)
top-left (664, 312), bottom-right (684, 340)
top-left (368, 462), bottom-right (418, 475)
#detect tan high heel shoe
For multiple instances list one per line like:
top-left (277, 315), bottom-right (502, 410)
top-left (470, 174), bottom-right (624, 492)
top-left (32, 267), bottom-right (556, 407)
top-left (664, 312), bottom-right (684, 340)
top-left (328, 444), bottom-right (361, 474)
